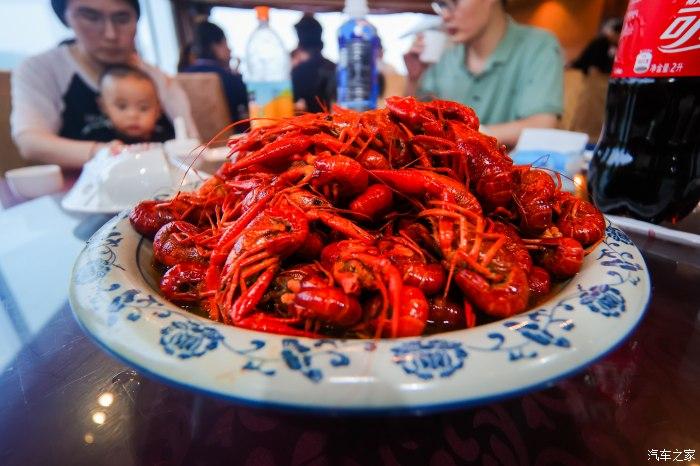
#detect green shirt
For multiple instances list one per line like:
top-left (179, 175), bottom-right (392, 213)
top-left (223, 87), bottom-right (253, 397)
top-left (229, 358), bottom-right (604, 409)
top-left (418, 19), bottom-right (564, 125)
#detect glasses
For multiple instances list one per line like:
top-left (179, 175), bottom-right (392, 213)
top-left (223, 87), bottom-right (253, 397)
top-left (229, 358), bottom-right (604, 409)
top-left (431, 0), bottom-right (457, 15)
top-left (69, 7), bottom-right (136, 33)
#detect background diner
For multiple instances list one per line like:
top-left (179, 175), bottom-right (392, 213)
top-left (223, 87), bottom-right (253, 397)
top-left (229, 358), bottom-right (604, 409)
top-left (1, 0), bottom-right (627, 178)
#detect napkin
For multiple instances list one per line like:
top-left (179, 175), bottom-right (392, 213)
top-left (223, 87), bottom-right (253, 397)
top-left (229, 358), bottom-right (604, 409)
top-left (511, 128), bottom-right (589, 191)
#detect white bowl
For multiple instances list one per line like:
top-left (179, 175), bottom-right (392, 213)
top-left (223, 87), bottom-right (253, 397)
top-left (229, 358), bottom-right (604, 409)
top-left (5, 165), bottom-right (64, 199)
top-left (100, 146), bottom-right (172, 207)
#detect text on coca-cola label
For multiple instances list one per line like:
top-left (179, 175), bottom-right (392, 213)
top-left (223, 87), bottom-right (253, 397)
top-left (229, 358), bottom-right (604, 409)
top-left (613, 0), bottom-right (700, 77)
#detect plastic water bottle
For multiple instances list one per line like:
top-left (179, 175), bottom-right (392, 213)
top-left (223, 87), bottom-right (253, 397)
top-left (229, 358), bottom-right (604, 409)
top-left (336, 0), bottom-right (380, 111)
top-left (245, 6), bottom-right (294, 127)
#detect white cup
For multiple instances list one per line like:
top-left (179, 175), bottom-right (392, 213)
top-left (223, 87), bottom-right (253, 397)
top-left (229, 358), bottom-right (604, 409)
top-left (420, 30), bottom-right (448, 64)
top-left (5, 165), bottom-right (64, 199)
top-left (100, 146), bottom-right (172, 207)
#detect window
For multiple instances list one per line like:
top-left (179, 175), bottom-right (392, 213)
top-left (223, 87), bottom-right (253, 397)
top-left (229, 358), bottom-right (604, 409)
top-left (0, 0), bottom-right (179, 74)
top-left (211, 7), bottom-right (435, 77)
top-left (137, 0), bottom-right (180, 74)
top-left (0, 0), bottom-right (71, 70)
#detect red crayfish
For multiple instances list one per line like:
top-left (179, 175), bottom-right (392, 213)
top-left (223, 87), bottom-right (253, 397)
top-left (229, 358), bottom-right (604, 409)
top-left (129, 97), bottom-right (606, 338)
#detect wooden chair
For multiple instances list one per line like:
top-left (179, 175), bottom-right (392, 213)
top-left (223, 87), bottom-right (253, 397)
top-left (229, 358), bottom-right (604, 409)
top-left (569, 68), bottom-right (609, 143)
top-left (560, 68), bottom-right (609, 143)
top-left (0, 71), bottom-right (28, 176)
top-left (174, 72), bottom-right (234, 144)
top-left (561, 68), bottom-right (585, 132)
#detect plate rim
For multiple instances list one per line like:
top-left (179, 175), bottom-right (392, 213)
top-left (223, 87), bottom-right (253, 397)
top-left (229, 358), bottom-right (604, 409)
top-left (69, 211), bottom-right (652, 415)
top-left (70, 295), bottom-right (650, 416)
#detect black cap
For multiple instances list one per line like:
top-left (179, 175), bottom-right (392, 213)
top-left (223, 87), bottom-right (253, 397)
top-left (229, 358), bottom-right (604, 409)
top-left (51, 0), bottom-right (141, 26)
top-left (294, 14), bottom-right (323, 50)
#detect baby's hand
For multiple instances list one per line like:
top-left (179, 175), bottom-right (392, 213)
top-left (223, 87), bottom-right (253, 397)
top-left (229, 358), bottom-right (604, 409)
top-left (89, 140), bottom-right (125, 160)
top-left (107, 140), bottom-right (125, 156)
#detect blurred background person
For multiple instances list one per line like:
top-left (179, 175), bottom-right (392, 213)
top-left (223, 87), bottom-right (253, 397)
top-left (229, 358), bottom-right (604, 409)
top-left (404, 0), bottom-right (563, 148)
top-left (290, 47), bottom-right (310, 68)
top-left (177, 42), bottom-right (195, 72)
top-left (84, 65), bottom-right (171, 143)
top-left (10, 0), bottom-right (197, 169)
top-left (179, 20), bottom-right (249, 132)
top-left (290, 47), bottom-right (310, 112)
top-left (570, 17), bottom-right (622, 75)
top-left (291, 14), bottom-right (336, 113)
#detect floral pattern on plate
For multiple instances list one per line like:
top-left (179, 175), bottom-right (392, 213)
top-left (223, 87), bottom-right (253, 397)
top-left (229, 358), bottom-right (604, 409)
top-left (70, 215), bottom-right (651, 414)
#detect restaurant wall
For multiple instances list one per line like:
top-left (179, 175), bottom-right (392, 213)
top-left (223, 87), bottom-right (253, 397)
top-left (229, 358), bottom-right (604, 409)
top-left (509, 0), bottom-right (608, 63)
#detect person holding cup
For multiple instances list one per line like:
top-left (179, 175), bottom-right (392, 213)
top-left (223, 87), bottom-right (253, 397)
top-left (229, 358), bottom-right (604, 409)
top-left (10, 0), bottom-right (198, 169)
top-left (404, 0), bottom-right (563, 148)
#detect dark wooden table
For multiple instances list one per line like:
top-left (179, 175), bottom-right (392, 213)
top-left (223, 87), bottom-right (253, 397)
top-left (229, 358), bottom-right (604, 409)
top-left (0, 180), bottom-right (698, 466)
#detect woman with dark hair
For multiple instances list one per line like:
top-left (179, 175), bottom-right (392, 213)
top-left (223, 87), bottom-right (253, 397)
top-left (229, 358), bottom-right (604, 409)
top-left (10, 0), bottom-right (198, 168)
top-left (177, 42), bottom-right (195, 72)
top-left (180, 21), bottom-right (249, 131)
top-left (570, 17), bottom-right (623, 75)
top-left (291, 14), bottom-right (336, 113)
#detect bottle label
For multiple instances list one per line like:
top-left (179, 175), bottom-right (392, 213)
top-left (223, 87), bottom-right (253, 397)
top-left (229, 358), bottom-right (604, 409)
top-left (337, 39), bottom-right (376, 108)
top-left (247, 80), bottom-right (294, 128)
top-left (613, 0), bottom-right (700, 77)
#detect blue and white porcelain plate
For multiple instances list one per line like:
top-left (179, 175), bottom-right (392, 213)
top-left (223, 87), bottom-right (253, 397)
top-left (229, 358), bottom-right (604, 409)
top-left (69, 211), bottom-right (651, 414)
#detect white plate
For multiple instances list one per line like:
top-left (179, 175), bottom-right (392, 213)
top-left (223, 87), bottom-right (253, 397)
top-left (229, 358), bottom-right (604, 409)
top-left (607, 201), bottom-right (700, 248)
top-left (70, 214), bottom-right (651, 414)
top-left (203, 146), bottom-right (232, 163)
top-left (62, 146), bottom-right (209, 214)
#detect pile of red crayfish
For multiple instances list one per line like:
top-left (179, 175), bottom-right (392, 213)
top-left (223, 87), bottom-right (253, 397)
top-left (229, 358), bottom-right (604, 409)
top-left (129, 96), bottom-right (605, 338)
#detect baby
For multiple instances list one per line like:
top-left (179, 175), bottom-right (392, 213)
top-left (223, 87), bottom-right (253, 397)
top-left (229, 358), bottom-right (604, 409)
top-left (84, 65), bottom-right (172, 144)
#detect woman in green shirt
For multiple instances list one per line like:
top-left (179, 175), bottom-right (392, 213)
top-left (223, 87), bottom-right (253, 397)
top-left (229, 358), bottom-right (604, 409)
top-left (405, 0), bottom-right (563, 148)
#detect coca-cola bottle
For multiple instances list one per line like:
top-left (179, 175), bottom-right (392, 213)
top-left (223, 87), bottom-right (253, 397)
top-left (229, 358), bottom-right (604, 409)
top-left (588, 0), bottom-right (700, 224)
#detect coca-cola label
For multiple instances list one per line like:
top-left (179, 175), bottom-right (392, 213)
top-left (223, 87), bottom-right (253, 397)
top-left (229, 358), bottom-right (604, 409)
top-left (613, 0), bottom-right (700, 77)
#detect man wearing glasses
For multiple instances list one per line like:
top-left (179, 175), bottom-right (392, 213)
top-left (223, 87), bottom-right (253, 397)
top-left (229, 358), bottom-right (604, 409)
top-left (405, 0), bottom-right (563, 148)
top-left (11, 0), bottom-right (198, 168)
